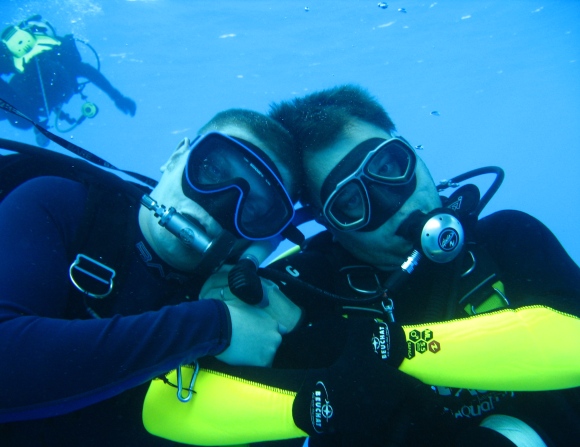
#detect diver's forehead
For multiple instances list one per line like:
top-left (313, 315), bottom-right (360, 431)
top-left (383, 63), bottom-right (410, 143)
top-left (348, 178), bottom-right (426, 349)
top-left (343, 119), bottom-right (392, 141)
top-left (307, 120), bottom-right (393, 181)
top-left (208, 124), bottom-right (263, 148)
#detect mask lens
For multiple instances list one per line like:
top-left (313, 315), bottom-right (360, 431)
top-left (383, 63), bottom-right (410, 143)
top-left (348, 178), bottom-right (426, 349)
top-left (327, 180), bottom-right (368, 230)
top-left (193, 145), bottom-right (233, 186)
top-left (238, 162), bottom-right (292, 238)
top-left (183, 132), bottom-right (294, 240)
top-left (366, 140), bottom-right (415, 182)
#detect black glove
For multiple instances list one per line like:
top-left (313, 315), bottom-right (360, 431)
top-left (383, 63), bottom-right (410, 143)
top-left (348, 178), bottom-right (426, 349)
top-left (291, 317), bottom-right (428, 442)
top-left (114, 95), bottom-right (137, 116)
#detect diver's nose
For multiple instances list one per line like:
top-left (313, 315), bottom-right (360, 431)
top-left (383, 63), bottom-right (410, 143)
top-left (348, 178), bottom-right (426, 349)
top-left (242, 198), bottom-right (269, 222)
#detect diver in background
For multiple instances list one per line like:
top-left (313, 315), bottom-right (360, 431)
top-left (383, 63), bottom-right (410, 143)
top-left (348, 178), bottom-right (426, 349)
top-left (0, 15), bottom-right (136, 146)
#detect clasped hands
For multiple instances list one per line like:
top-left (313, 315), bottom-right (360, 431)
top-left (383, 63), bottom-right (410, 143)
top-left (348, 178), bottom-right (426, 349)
top-left (200, 269), bottom-right (303, 367)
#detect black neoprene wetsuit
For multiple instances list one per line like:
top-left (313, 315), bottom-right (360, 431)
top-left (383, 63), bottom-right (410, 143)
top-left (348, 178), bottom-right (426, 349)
top-left (262, 210), bottom-right (580, 446)
top-left (0, 177), bottom-right (231, 446)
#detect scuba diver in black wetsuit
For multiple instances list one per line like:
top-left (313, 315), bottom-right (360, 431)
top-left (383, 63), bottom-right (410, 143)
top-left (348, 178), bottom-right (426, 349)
top-left (261, 84), bottom-right (580, 446)
top-left (0, 106), bottom-right (304, 446)
top-left (0, 15), bottom-right (136, 146)
top-left (142, 85), bottom-right (580, 447)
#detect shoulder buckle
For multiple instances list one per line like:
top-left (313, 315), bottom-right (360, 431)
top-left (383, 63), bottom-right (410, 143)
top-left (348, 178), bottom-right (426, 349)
top-left (69, 253), bottom-right (116, 298)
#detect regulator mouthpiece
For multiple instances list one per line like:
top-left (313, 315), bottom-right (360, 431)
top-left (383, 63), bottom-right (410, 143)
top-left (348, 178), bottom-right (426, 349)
top-left (397, 209), bottom-right (464, 264)
top-left (141, 194), bottom-right (213, 252)
top-left (140, 194), bottom-right (236, 276)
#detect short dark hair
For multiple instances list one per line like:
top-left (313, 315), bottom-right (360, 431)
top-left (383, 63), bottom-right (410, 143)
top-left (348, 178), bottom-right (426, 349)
top-left (269, 84), bottom-right (396, 205)
top-left (199, 108), bottom-right (301, 200)
top-left (269, 84), bottom-right (396, 154)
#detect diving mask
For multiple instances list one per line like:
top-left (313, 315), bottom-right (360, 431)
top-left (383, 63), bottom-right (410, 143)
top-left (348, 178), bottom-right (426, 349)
top-left (321, 137), bottom-right (417, 232)
top-left (181, 132), bottom-right (295, 240)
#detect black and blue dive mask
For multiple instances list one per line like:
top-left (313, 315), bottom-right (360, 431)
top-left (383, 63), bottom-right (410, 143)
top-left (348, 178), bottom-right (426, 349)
top-left (181, 131), bottom-right (295, 240)
top-left (320, 137), bottom-right (417, 232)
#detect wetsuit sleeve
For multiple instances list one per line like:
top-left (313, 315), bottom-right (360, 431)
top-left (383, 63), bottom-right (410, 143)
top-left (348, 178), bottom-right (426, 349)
top-left (144, 366), bottom-right (307, 445)
top-left (143, 318), bottom-right (420, 446)
top-left (398, 305), bottom-right (580, 391)
top-left (0, 178), bottom-right (231, 422)
top-left (143, 309), bottom-right (580, 445)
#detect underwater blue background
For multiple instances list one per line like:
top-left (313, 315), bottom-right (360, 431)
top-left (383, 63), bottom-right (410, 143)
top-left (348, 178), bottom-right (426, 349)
top-left (2, 0), bottom-right (579, 265)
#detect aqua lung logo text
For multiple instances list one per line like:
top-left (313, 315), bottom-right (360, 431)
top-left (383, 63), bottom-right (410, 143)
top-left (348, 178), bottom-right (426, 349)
top-left (371, 321), bottom-right (390, 360)
top-left (436, 387), bottom-right (515, 419)
top-left (310, 381), bottom-right (333, 433)
top-left (438, 228), bottom-right (459, 252)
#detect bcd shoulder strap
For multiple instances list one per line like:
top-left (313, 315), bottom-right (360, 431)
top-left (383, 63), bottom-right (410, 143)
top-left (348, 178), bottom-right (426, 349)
top-left (456, 244), bottom-right (510, 315)
top-left (0, 139), bottom-right (153, 317)
top-left (66, 179), bottom-right (148, 318)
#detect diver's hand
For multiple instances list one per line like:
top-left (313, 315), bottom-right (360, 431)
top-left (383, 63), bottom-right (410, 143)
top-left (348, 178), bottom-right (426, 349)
top-left (201, 271), bottom-right (302, 333)
top-left (114, 95), bottom-right (137, 116)
top-left (217, 300), bottom-right (284, 367)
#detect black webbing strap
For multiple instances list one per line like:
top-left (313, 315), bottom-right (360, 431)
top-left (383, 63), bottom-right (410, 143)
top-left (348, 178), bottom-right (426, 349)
top-left (0, 97), bottom-right (157, 188)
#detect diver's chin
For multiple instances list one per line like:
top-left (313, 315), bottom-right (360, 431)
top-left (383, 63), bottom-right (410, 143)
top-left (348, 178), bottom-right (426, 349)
top-left (181, 212), bottom-right (221, 240)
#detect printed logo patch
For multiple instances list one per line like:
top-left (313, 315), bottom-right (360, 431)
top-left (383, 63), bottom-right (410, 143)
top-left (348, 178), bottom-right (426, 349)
top-left (406, 328), bottom-right (441, 359)
top-left (439, 228), bottom-right (459, 251)
top-left (371, 321), bottom-right (391, 360)
top-left (310, 381), bottom-right (333, 433)
top-left (435, 386), bottom-right (515, 420)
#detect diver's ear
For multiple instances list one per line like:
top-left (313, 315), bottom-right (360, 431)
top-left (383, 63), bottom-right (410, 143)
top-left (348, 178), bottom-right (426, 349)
top-left (161, 137), bottom-right (191, 173)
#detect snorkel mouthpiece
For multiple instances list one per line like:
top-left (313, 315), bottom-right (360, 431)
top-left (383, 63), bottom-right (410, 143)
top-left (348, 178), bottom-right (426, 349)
top-left (140, 194), bottom-right (236, 275)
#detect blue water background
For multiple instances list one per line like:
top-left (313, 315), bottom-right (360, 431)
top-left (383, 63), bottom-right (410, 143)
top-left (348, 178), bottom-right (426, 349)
top-left (2, 0), bottom-right (579, 265)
